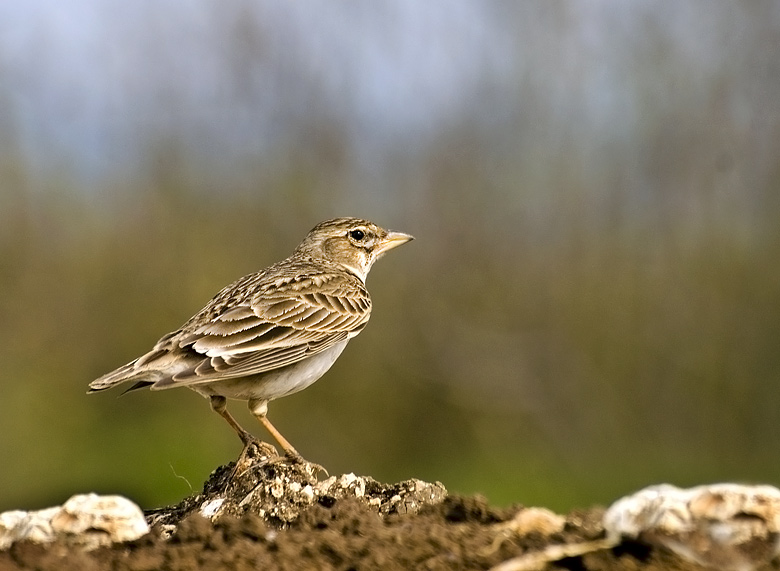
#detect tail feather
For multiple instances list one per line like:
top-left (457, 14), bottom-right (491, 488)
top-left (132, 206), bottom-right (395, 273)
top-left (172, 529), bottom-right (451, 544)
top-left (89, 343), bottom-right (192, 394)
top-left (121, 380), bottom-right (156, 395)
top-left (88, 359), bottom-right (148, 393)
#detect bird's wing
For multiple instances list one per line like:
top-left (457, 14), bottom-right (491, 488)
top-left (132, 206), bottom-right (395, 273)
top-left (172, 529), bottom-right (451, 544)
top-left (154, 272), bottom-right (371, 386)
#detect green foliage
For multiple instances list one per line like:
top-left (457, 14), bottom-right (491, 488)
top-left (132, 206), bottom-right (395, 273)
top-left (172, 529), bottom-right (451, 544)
top-left (1, 141), bottom-right (780, 514)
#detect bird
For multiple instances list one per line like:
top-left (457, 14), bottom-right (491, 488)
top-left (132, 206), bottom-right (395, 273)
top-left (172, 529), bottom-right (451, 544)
top-left (88, 217), bottom-right (413, 463)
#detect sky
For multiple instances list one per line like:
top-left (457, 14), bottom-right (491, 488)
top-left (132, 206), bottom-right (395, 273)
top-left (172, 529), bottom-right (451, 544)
top-left (1, 1), bottom-right (779, 201)
top-left (0, 0), bottom-right (518, 181)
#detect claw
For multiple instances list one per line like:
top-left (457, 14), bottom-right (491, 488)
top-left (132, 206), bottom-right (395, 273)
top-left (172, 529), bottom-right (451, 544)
top-left (229, 439), bottom-right (278, 480)
top-left (284, 450), bottom-right (329, 478)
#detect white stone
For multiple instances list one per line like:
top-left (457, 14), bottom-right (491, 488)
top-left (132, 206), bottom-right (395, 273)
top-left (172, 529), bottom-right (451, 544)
top-left (506, 508), bottom-right (566, 536)
top-left (604, 483), bottom-right (780, 570)
top-left (269, 481), bottom-right (285, 498)
top-left (0, 494), bottom-right (149, 551)
top-left (199, 498), bottom-right (225, 519)
top-left (339, 473), bottom-right (358, 488)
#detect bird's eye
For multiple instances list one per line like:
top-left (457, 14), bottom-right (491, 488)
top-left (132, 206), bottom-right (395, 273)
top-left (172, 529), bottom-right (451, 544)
top-left (349, 229), bottom-right (365, 241)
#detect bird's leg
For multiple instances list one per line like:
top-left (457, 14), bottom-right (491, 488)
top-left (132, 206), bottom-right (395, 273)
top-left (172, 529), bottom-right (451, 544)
top-left (247, 399), bottom-right (328, 476)
top-left (210, 396), bottom-right (278, 474)
top-left (248, 399), bottom-right (301, 459)
top-left (209, 395), bottom-right (258, 447)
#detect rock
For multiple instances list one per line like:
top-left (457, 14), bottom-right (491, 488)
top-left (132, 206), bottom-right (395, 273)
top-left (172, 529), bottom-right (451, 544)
top-left (502, 507), bottom-right (566, 536)
top-left (603, 482), bottom-right (780, 570)
top-left (491, 482), bottom-right (780, 571)
top-left (0, 494), bottom-right (149, 551)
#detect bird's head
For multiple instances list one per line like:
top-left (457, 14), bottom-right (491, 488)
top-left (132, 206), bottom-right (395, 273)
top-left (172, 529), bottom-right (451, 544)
top-left (297, 217), bottom-right (414, 281)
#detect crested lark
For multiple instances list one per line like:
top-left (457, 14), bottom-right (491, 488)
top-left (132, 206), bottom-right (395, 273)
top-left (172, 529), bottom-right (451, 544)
top-left (89, 217), bottom-right (413, 461)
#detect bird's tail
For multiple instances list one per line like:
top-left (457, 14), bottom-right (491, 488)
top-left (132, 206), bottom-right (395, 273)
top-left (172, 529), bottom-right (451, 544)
top-left (87, 359), bottom-right (148, 393)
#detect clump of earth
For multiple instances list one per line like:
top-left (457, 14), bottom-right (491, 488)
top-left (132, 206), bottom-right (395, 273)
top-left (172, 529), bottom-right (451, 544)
top-left (1, 443), bottom-right (776, 570)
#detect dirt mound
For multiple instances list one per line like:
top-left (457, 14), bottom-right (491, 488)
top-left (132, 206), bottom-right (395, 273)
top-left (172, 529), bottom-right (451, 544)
top-left (0, 445), bottom-right (764, 570)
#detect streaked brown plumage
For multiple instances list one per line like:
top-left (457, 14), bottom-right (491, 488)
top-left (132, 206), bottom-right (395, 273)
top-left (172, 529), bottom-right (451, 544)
top-left (89, 217), bottom-right (413, 460)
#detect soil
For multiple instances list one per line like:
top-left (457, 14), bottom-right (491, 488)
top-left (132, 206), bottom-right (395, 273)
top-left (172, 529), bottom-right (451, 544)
top-left (0, 444), bottom-right (771, 570)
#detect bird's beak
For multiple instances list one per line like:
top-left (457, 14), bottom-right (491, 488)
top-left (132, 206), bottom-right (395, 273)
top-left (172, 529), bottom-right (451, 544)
top-left (376, 231), bottom-right (414, 257)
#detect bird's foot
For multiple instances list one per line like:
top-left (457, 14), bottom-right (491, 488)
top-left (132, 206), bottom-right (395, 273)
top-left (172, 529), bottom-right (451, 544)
top-left (229, 437), bottom-right (279, 479)
top-left (229, 435), bottom-right (328, 480)
top-left (283, 449), bottom-right (329, 478)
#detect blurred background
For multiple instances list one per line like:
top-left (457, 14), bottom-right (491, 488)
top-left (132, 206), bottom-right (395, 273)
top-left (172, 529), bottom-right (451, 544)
top-left (2, 1), bottom-right (780, 514)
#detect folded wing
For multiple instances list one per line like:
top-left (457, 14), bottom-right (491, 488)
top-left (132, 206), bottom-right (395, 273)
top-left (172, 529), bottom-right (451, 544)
top-left (156, 272), bottom-right (369, 387)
